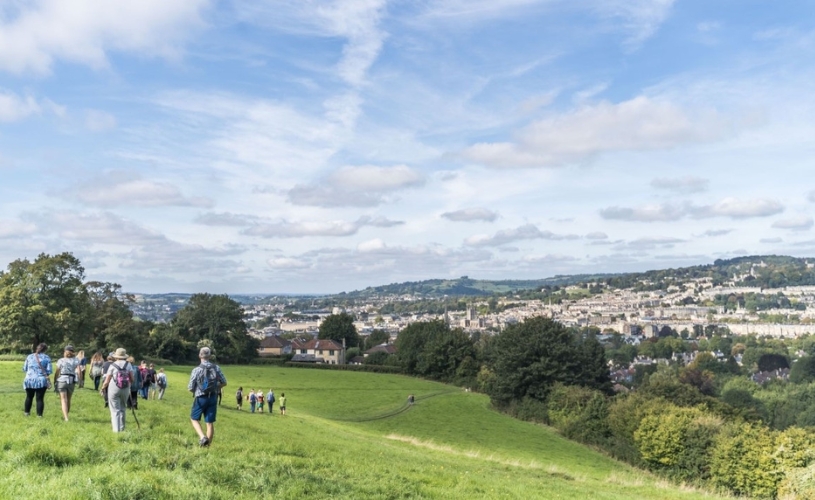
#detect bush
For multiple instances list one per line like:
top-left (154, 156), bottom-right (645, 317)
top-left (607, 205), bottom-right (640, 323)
top-left (0, 354), bottom-right (27, 361)
top-left (499, 396), bottom-right (549, 424)
top-left (249, 357), bottom-right (289, 366)
top-left (709, 422), bottom-right (781, 498)
top-left (546, 384), bottom-right (610, 447)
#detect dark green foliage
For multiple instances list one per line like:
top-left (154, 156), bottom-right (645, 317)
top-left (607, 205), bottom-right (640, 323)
top-left (318, 313), bottom-right (360, 348)
top-left (485, 317), bottom-right (611, 407)
top-left (364, 329), bottom-right (389, 350)
top-left (757, 353), bottom-right (790, 371)
top-left (790, 356), bottom-right (815, 384)
top-left (546, 384), bottom-right (611, 447)
top-left (170, 293), bottom-right (258, 363)
top-left (395, 320), bottom-right (476, 382)
top-left (363, 351), bottom-right (390, 365)
top-left (0, 253), bottom-right (93, 352)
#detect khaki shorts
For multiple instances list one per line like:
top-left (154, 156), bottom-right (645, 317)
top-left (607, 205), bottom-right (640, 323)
top-left (56, 380), bottom-right (75, 393)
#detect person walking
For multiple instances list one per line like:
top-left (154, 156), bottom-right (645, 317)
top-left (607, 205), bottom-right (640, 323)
top-left (127, 356), bottom-right (142, 410)
top-left (139, 361), bottom-right (150, 400)
top-left (54, 345), bottom-right (81, 422)
top-left (248, 389), bottom-right (257, 413)
top-left (188, 347), bottom-right (227, 447)
top-left (266, 389), bottom-right (275, 415)
top-left (147, 363), bottom-right (158, 400)
top-left (77, 350), bottom-right (87, 388)
top-left (101, 352), bottom-right (114, 408)
top-left (156, 368), bottom-right (168, 400)
top-left (236, 387), bottom-right (243, 410)
top-left (257, 392), bottom-right (264, 413)
top-left (279, 393), bottom-right (286, 415)
top-left (89, 352), bottom-right (105, 391)
top-left (101, 348), bottom-right (133, 432)
top-left (22, 343), bottom-right (52, 418)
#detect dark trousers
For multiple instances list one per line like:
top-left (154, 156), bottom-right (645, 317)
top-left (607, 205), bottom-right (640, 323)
top-left (129, 391), bottom-right (139, 409)
top-left (93, 375), bottom-right (102, 391)
top-left (24, 387), bottom-right (47, 416)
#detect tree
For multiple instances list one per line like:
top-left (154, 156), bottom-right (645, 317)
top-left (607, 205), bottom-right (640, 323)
top-left (318, 313), bottom-right (359, 348)
top-left (395, 320), bottom-right (476, 382)
top-left (757, 353), bottom-right (790, 372)
top-left (485, 316), bottom-right (610, 406)
top-left (364, 329), bottom-right (390, 350)
top-left (0, 253), bottom-right (93, 352)
top-left (790, 355), bottom-right (815, 384)
top-left (171, 294), bottom-right (257, 363)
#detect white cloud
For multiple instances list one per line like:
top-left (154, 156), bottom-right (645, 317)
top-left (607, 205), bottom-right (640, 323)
top-left (595, 0), bottom-right (676, 48)
top-left (601, 198), bottom-right (784, 222)
top-left (465, 223), bottom-right (579, 247)
top-left (0, 89), bottom-right (41, 122)
top-left (651, 176), bottom-right (709, 194)
top-left (698, 229), bottom-right (733, 237)
top-left (0, 219), bottom-right (37, 239)
top-left (67, 171), bottom-right (214, 208)
top-left (0, 0), bottom-right (210, 75)
top-left (772, 216), bottom-right (814, 231)
top-left (761, 237), bottom-right (783, 244)
top-left (288, 165), bottom-right (424, 207)
top-left (194, 212), bottom-right (256, 227)
top-left (600, 204), bottom-right (684, 222)
top-left (267, 257), bottom-right (311, 270)
top-left (119, 241), bottom-right (247, 276)
top-left (689, 198), bottom-right (784, 219)
top-left (585, 231), bottom-right (608, 240)
top-left (24, 211), bottom-right (165, 245)
top-left (242, 215), bottom-right (402, 238)
top-left (462, 96), bottom-right (732, 168)
top-left (441, 208), bottom-right (499, 222)
top-left (85, 109), bottom-right (117, 131)
top-left (621, 237), bottom-right (685, 250)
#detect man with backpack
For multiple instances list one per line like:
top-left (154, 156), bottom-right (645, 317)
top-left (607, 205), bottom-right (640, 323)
top-left (100, 348), bottom-right (133, 432)
top-left (188, 347), bottom-right (227, 447)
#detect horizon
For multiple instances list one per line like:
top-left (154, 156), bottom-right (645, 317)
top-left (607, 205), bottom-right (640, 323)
top-left (2, 2), bottom-right (815, 294)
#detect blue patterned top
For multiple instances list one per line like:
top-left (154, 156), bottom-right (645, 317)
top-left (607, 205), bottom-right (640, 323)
top-left (23, 353), bottom-right (53, 389)
top-left (188, 361), bottom-right (227, 397)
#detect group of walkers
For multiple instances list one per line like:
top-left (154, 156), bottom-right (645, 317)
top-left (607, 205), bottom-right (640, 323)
top-left (21, 343), bottom-right (292, 448)
top-left (235, 387), bottom-right (286, 415)
top-left (21, 344), bottom-right (170, 431)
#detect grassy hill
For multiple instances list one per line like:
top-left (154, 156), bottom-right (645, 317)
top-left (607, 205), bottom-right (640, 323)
top-left (0, 363), bottom-right (722, 499)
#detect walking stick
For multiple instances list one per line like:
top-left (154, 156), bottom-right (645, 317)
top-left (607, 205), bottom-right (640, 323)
top-left (128, 394), bottom-right (141, 430)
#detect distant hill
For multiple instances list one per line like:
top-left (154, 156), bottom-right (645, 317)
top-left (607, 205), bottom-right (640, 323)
top-left (339, 255), bottom-right (815, 298)
top-left (339, 274), bottom-right (619, 298)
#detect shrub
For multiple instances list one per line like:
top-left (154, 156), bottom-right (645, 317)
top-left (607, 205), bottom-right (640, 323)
top-left (546, 384), bottom-right (610, 447)
top-left (709, 422), bottom-right (781, 498)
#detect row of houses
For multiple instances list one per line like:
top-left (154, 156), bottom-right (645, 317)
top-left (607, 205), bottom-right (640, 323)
top-left (257, 335), bottom-right (396, 365)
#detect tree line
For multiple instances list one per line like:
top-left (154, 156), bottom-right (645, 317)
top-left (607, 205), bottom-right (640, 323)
top-left (0, 253), bottom-right (257, 363)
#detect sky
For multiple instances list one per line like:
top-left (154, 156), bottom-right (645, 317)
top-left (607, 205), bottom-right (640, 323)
top-left (1, 0), bottom-right (815, 294)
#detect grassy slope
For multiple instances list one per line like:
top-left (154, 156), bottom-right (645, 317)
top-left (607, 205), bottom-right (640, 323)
top-left (0, 363), bottom-right (721, 499)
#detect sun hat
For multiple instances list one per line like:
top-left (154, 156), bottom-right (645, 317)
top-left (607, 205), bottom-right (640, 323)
top-left (64, 345), bottom-right (75, 352)
top-left (199, 347), bottom-right (212, 359)
top-left (113, 348), bottom-right (128, 360)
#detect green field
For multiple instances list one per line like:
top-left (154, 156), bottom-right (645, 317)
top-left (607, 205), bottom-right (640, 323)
top-left (0, 362), bottom-right (723, 499)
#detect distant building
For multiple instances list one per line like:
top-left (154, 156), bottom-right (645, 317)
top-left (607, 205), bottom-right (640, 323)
top-left (257, 335), bottom-right (291, 357)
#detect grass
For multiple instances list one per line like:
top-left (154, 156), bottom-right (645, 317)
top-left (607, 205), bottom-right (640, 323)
top-left (0, 362), bottom-right (724, 499)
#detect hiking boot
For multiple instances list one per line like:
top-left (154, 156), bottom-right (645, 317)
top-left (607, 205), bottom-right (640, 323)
top-left (199, 436), bottom-right (210, 447)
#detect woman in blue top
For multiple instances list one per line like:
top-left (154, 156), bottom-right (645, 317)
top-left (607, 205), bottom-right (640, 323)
top-left (22, 343), bottom-right (52, 417)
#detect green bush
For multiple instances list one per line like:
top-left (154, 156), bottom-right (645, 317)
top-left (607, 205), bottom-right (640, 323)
top-left (546, 384), bottom-right (610, 447)
top-left (499, 396), bottom-right (549, 424)
top-left (0, 354), bottom-right (27, 361)
top-left (709, 422), bottom-right (781, 498)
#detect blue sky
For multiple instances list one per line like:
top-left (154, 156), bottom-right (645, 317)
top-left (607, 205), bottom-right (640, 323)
top-left (1, 0), bottom-right (814, 293)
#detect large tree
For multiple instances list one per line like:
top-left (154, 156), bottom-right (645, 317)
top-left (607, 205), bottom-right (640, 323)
top-left (171, 293), bottom-right (257, 363)
top-left (0, 253), bottom-right (93, 352)
top-left (485, 316), bottom-right (611, 406)
top-left (395, 320), bottom-right (476, 382)
top-left (318, 312), bottom-right (359, 348)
